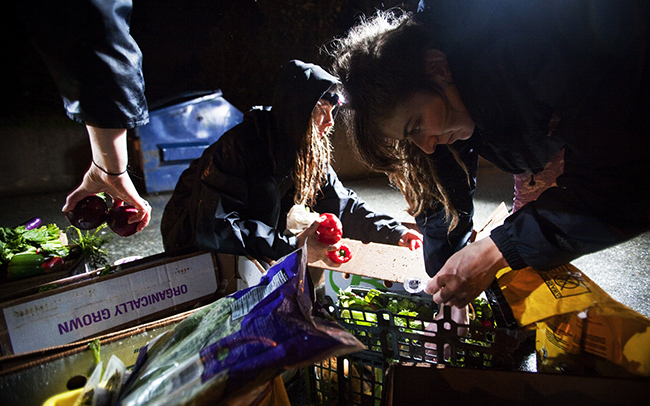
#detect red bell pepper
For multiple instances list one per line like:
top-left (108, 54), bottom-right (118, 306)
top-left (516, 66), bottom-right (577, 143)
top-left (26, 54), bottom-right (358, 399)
top-left (316, 213), bottom-right (343, 245)
top-left (409, 238), bottom-right (423, 251)
top-left (42, 256), bottom-right (65, 271)
top-left (326, 243), bottom-right (352, 264)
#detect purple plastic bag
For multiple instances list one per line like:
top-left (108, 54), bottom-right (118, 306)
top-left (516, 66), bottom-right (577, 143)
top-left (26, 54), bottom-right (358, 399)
top-left (118, 246), bottom-right (364, 406)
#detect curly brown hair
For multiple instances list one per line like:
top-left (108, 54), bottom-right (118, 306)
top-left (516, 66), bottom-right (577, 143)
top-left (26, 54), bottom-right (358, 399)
top-left (327, 10), bottom-right (468, 230)
top-left (292, 106), bottom-right (333, 208)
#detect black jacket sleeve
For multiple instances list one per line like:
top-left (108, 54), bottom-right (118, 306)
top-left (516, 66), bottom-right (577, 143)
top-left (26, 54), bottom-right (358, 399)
top-left (313, 166), bottom-right (409, 246)
top-left (22, 0), bottom-right (148, 128)
top-left (491, 152), bottom-right (650, 271)
top-left (415, 142), bottom-right (479, 277)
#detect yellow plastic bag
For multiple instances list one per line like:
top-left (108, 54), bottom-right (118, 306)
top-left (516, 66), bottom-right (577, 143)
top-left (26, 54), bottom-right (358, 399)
top-left (42, 389), bottom-right (83, 406)
top-left (495, 264), bottom-right (650, 377)
top-left (536, 309), bottom-right (650, 377)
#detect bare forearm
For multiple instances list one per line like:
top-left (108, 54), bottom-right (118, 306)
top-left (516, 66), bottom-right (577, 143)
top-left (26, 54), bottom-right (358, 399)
top-left (87, 125), bottom-right (129, 174)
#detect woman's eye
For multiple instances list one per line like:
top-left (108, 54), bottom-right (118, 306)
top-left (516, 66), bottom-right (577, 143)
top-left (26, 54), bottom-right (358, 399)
top-left (409, 126), bottom-right (421, 135)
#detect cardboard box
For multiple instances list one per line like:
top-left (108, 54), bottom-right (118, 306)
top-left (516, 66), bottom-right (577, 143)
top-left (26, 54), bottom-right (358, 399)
top-left (0, 256), bottom-right (85, 303)
top-left (0, 251), bottom-right (238, 356)
top-left (308, 238), bottom-right (430, 286)
top-left (382, 363), bottom-right (650, 405)
top-left (0, 308), bottom-right (197, 406)
top-left (306, 202), bottom-right (510, 291)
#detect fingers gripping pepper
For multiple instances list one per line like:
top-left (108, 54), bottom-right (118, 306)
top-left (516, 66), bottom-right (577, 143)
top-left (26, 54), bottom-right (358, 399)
top-left (326, 243), bottom-right (352, 264)
top-left (316, 213), bottom-right (343, 245)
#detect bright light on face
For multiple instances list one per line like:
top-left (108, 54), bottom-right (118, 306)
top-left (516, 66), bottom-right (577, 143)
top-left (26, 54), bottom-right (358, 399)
top-left (313, 100), bottom-right (336, 137)
top-left (381, 92), bottom-right (474, 154)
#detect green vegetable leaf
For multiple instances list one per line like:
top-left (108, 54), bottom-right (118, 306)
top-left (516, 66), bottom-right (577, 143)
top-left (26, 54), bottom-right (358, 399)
top-left (67, 225), bottom-right (111, 269)
top-left (0, 223), bottom-right (69, 266)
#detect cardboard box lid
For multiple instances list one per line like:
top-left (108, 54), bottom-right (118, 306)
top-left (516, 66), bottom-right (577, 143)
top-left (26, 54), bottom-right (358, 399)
top-left (306, 202), bottom-right (510, 285)
top-left (308, 238), bottom-right (430, 284)
top-left (0, 251), bottom-right (227, 356)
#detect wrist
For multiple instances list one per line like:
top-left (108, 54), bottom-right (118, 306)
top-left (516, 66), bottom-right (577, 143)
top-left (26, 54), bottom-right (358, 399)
top-left (87, 125), bottom-right (129, 174)
top-left (92, 159), bottom-right (128, 176)
top-left (485, 235), bottom-right (509, 270)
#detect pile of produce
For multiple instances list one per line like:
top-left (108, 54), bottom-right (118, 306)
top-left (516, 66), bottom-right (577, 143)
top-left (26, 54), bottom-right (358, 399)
top-left (0, 217), bottom-right (111, 282)
top-left (335, 288), bottom-right (498, 368)
top-left (0, 219), bottom-right (69, 280)
top-left (337, 288), bottom-right (495, 328)
top-left (66, 194), bottom-right (143, 237)
top-left (0, 193), bottom-right (142, 283)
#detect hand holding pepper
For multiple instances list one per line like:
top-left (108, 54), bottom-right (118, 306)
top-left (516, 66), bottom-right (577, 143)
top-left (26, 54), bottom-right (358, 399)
top-left (297, 213), bottom-right (350, 265)
top-left (398, 229), bottom-right (423, 251)
top-left (316, 213), bottom-right (343, 245)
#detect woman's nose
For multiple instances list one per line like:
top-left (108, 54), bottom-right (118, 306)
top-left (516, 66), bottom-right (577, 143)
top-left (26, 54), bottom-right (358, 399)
top-left (410, 133), bottom-right (436, 154)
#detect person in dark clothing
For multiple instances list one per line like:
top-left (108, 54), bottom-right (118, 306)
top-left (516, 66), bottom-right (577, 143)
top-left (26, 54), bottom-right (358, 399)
top-left (16, 0), bottom-right (151, 231)
top-left (328, 0), bottom-right (650, 308)
top-left (160, 60), bottom-right (422, 264)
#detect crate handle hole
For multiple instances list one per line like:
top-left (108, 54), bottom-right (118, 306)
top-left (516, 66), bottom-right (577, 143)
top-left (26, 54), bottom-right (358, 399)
top-left (67, 375), bottom-right (87, 390)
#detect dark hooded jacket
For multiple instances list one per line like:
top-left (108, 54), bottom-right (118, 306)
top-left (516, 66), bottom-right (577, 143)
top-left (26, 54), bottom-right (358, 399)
top-left (417, 0), bottom-right (650, 273)
top-left (161, 60), bottom-right (408, 260)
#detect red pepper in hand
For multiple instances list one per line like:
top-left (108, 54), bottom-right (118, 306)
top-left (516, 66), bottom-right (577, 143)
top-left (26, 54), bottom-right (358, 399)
top-left (409, 239), bottom-right (423, 251)
top-left (316, 213), bottom-right (343, 245)
top-left (326, 243), bottom-right (352, 264)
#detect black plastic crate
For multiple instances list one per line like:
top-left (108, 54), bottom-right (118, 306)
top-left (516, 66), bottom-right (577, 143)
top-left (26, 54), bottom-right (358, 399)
top-left (307, 287), bottom-right (533, 405)
top-left (309, 352), bottom-right (385, 406)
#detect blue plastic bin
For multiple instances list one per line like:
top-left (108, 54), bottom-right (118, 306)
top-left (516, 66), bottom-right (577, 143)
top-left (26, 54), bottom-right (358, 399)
top-left (134, 90), bottom-right (243, 193)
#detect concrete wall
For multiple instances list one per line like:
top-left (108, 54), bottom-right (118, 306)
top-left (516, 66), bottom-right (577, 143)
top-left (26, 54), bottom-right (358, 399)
top-left (0, 122), bottom-right (90, 197)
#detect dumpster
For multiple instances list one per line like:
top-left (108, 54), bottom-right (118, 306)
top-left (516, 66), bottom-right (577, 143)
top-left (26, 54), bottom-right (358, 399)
top-left (133, 90), bottom-right (243, 193)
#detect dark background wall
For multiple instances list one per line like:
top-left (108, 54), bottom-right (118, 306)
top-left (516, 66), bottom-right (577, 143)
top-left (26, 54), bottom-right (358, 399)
top-left (0, 0), bottom-right (420, 197)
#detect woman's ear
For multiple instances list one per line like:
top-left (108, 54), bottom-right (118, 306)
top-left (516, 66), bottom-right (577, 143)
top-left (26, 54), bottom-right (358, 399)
top-left (425, 49), bottom-right (454, 87)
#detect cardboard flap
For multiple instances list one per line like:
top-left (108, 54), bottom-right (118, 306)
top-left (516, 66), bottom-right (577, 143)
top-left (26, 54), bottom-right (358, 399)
top-left (308, 239), bottom-right (429, 284)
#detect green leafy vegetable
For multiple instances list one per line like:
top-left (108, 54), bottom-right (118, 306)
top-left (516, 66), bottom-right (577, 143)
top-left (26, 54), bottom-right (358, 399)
top-left (338, 289), bottom-right (435, 321)
top-left (67, 224), bottom-right (111, 269)
top-left (469, 297), bottom-right (494, 327)
top-left (0, 223), bottom-right (69, 266)
top-left (38, 284), bottom-right (58, 293)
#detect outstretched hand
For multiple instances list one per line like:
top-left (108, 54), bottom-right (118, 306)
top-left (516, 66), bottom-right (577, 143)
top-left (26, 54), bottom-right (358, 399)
top-left (296, 219), bottom-right (341, 267)
top-left (424, 237), bottom-right (508, 308)
top-left (398, 229), bottom-right (423, 251)
top-left (62, 125), bottom-right (151, 233)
